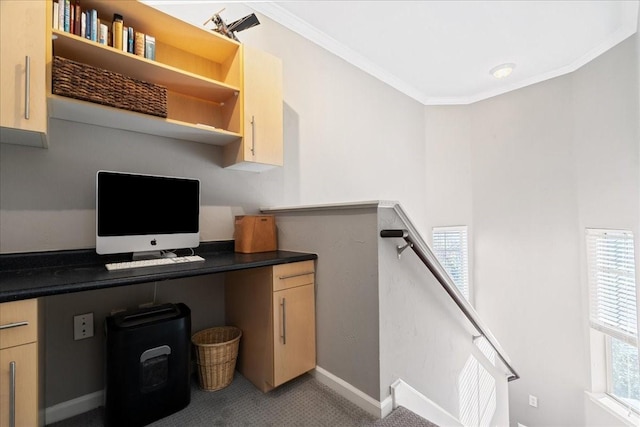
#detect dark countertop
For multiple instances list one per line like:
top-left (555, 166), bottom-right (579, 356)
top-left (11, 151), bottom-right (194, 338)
top-left (0, 241), bottom-right (317, 303)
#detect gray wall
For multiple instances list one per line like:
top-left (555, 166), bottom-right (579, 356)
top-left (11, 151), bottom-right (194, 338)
top-left (268, 206), bottom-right (381, 400)
top-left (424, 35), bottom-right (639, 426)
top-left (45, 275), bottom-right (225, 405)
top-left (377, 206), bottom-right (510, 425)
top-left (0, 8), bottom-right (426, 409)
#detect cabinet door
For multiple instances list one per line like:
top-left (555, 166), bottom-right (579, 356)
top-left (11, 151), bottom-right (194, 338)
top-left (272, 284), bottom-right (316, 387)
top-left (0, 0), bottom-right (47, 147)
top-left (0, 343), bottom-right (38, 427)
top-left (224, 45), bottom-right (283, 170)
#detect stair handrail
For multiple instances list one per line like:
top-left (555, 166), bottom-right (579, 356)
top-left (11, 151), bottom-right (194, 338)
top-left (380, 204), bottom-right (519, 381)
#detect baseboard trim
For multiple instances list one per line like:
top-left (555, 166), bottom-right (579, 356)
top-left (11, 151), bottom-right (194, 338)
top-left (311, 366), bottom-right (392, 418)
top-left (390, 379), bottom-right (463, 427)
top-left (45, 390), bottom-right (103, 424)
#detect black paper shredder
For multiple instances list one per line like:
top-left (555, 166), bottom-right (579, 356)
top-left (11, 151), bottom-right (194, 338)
top-left (105, 303), bottom-right (191, 426)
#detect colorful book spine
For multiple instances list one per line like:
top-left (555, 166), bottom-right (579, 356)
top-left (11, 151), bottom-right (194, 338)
top-left (127, 27), bottom-right (134, 53)
top-left (64, 0), bottom-right (70, 32)
top-left (69, 1), bottom-right (74, 34)
top-left (74, 1), bottom-right (81, 36)
top-left (85, 9), bottom-right (92, 39)
top-left (90, 10), bottom-right (97, 42)
top-left (134, 32), bottom-right (145, 56)
top-left (144, 35), bottom-right (155, 60)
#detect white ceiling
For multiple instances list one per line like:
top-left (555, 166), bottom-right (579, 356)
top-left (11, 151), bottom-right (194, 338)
top-left (146, 1), bottom-right (639, 106)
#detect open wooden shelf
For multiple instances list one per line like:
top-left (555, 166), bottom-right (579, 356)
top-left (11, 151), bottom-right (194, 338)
top-left (48, 95), bottom-right (241, 146)
top-left (52, 30), bottom-right (240, 103)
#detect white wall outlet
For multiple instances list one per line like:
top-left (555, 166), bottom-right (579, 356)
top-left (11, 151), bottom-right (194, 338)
top-left (73, 313), bottom-right (94, 340)
top-left (528, 394), bottom-right (538, 408)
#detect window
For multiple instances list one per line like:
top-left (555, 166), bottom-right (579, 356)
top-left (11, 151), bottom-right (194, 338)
top-left (586, 229), bottom-right (639, 413)
top-left (432, 226), bottom-right (470, 301)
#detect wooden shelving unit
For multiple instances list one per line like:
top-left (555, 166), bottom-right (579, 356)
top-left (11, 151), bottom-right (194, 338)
top-left (48, 0), bottom-right (243, 146)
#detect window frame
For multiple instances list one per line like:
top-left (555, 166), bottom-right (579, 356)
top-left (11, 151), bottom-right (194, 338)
top-left (431, 225), bottom-right (471, 304)
top-left (585, 228), bottom-right (639, 419)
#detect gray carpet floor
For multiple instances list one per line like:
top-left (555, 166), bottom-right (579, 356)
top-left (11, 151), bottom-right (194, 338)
top-left (48, 372), bottom-right (438, 426)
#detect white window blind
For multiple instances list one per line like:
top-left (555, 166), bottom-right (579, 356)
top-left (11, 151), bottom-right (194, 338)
top-left (432, 226), bottom-right (470, 300)
top-left (586, 229), bottom-right (637, 346)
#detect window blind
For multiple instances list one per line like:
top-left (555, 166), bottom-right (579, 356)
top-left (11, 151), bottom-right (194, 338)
top-left (432, 226), bottom-right (470, 300)
top-left (586, 229), bottom-right (637, 346)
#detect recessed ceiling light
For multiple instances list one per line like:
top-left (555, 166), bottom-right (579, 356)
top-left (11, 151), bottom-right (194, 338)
top-left (490, 63), bottom-right (516, 79)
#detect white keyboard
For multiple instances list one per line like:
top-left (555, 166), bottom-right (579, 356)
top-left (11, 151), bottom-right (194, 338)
top-left (105, 255), bottom-right (205, 271)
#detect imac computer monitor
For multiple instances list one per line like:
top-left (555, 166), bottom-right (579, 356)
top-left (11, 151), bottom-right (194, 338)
top-left (96, 171), bottom-right (200, 256)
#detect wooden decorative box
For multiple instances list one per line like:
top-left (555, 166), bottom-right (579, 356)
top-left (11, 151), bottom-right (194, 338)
top-left (52, 56), bottom-right (167, 118)
top-left (234, 215), bottom-right (277, 253)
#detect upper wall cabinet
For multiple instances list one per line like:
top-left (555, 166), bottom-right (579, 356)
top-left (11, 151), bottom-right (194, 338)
top-left (223, 46), bottom-right (283, 172)
top-left (0, 0), bottom-right (284, 170)
top-left (0, 0), bottom-right (48, 148)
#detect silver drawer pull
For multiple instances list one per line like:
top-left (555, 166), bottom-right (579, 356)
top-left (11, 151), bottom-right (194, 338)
top-left (9, 361), bottom-right (16, 427)
top-left (0, 321), bottom-right (29, 330)
top-left (278, 272), bottom-right (314, 280)
top-left (280, 297), bottom-right (286, 345)
top-left (25, 56), bottom-right (31, 120)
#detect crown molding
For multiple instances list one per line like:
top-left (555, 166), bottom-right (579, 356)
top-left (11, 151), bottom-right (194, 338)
top-left (249, 1), bottom-right (639, 106)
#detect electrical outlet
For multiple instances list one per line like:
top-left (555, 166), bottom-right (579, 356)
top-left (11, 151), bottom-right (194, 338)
top-left (528, 394), bottom-right (538, 408)
top-left (73, 313), bottom-right (94, 340)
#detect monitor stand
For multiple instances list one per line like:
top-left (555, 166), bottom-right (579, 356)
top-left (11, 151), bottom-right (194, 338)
top-left (132, 251), bottom-right (163, 261)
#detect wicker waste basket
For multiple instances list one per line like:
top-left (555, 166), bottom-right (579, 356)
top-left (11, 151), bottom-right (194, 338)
top-left (192, 326), bottom-right (242, 391)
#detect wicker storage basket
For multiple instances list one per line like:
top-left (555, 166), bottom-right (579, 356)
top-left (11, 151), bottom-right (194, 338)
top-left (52, 56), bottom-right (167, 118)
top-left (192, 326), bottom-right (242, 391)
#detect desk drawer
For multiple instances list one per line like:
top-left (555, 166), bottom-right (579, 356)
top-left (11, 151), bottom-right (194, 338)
top-left (0, 299), bottom-right (37, 349)
top-left (273, 261), bottom-right (315, 292)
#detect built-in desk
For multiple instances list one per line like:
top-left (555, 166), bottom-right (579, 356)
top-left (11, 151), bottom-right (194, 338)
top-left (0, 241), bottom-right (317, 426)
top-left (0, 241), bottom-right (317, 302)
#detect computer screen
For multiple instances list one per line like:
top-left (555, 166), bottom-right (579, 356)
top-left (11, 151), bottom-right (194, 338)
top-left (96, 171), bottom-right (200, 256)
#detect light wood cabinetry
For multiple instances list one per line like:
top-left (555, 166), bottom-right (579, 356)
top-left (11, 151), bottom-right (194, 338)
top-left (0, 299), bottom-right (39, 427)
top-left (225, 261), bottom-right (316, 392)
top-left (48, 0), bottom-right (243, 146)
top-left (2, 0), bottom-right (284, 168)
top-left (223, 46), bottom-right (283, 171)
top-left (0, 0), bottom-right (48, 148)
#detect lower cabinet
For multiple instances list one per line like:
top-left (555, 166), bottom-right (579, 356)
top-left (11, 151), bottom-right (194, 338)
top-left (0, 344), bottom-right (37, 427)
top-left (225, 260), bottom-right (316, 392)
top-left (0, 299), bottom-right (38, 427)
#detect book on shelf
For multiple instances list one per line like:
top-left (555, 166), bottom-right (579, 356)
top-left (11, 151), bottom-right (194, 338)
top-left (58, 0), bottom-right (64, 30)
top-left (63, 0), bottom-right (70, 32)
top-left (127, 27), bottom-right (134, 53)
top-left (112, 13), bottom-right (123, 50)
top-left (90, 9), bottom-right (97, 42)
top-left (53, 1), bottom-right (59, 30)
top-left (122, 27), bottom-right (128, 52)
top-left (80, 11), bottom-right (86, 38)
top-left (74, 0), bottom-right (81, 36)
top-left (144, 35), bottom-right (155, 60)
top-left (69, 0), bottom-right (74, 34)
top-left (134, 31), bottom-right (145, 56)
top-left (99, 23), bottom-right (108, 45)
